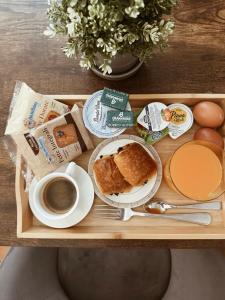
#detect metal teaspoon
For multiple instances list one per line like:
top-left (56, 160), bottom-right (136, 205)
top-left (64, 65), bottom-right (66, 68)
top-left (144, 200), bottom-right (221, 214)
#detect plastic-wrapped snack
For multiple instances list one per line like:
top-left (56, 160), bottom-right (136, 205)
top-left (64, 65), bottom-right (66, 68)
top-left (134, 109), bottom-right (169, 144)
top-left (136, 123), bottom-right (169, 144)
top-left (12, 105), bottom-right (94, 179)
top-left (5, 81), bottom-right (70, 135)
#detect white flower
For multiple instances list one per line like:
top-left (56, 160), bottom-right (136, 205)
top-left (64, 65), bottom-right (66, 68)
top-left (96, 38), bottom-right (104, 48)
top-left (88, 3), bottom-right (105, 19)
top-left (143, 23), bottom-right (161, 44)
top-left (125, 7), bottom-right (139, 18)
top-left (135, 0), bottom-right (144, 8)
top-left (114, 32), bottom-right (123, 43)
top-left (67, 7), bottom-right (81, 23)
top-left (63, 43), bottom-right (77, 58)
top-left (43, 24), bottom-right (56, 38)
top-left (160, 20), bottom-right (175, 41)
top-left (66, 22), bottom-right (75, 36)
top-left (110, 48), bottom-right (117, 56)
top-left (80, 56), bottom-right (92, 69)
top-left (67, 7), bottom-right (76, 19)
top-left (103, 65), bottom-right (112, 74)
top-left (70, 0), bottom-right (78, 7)
top-left (126, 33), bottom-right (139, 44)
top-left (96, 38), bottom-right (118, 56)
top-left (150, 27), bottom-right (161, 44)
top-left (125, 0), bottom-right (144, 18)
top-left (99, 61), bottom-right (112, 75)
top-left (164, 21), bottom-right (175, 34)
top-left (159, 19), bottom-right (165, 27)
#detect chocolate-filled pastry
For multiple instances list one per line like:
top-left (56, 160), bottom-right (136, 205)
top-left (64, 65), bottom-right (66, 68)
top-left (93, 156), bottom-right (131, 195)
top-left (114, 143), bottom-right (157, 186)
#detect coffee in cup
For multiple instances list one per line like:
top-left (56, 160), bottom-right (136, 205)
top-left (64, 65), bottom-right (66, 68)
top-left (42, 177), bottom-right (77, 214)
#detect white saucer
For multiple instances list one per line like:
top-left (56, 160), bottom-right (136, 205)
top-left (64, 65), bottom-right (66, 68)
top-left (29, 164), bottom-right (94, 228)
top-left (88, 135), bottom-right (162, 208)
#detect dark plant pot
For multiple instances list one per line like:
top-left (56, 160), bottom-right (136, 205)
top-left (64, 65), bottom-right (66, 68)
top-left (91, 53), bottom-right (143, 81)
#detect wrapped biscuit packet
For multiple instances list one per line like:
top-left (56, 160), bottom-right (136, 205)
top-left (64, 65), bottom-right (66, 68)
top-left (5, 81), bottom-right (70, 135)
top-left (13, 105), bottom-right (94, 179)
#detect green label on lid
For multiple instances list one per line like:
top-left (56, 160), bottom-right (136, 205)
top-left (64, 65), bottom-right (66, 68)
top-left (101, 88), bottom-right (128, 111)
top-left (106, 111), bottom-right (134, 128)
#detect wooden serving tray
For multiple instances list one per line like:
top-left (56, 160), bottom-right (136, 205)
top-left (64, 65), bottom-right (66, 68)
top-left (16, 94), bottom-right (225, 239)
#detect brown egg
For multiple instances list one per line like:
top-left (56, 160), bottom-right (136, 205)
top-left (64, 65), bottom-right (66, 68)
top-left (194, 128), bottom-right (224, 149)
top-left (193, 101), bottom-right (224, 128)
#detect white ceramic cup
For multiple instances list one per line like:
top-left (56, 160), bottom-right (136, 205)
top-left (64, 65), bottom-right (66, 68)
top-left (33, 162), bottom-right (79, 220)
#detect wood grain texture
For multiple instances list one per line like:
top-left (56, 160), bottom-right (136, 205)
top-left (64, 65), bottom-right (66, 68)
top-left (1, 0), bottom-right (225, 247)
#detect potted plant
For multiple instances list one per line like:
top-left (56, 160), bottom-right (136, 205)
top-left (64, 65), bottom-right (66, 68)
top-left (44, 0), bottom-right (177, 80)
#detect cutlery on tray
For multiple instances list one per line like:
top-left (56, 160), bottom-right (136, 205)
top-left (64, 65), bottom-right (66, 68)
top-left (94, 205), bottom-right (212, 225)
top-left (145, 200), bottom-right (221, 214)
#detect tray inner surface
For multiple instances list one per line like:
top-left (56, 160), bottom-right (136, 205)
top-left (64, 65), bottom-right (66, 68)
top-left (16, 95), bottom-right (225, 239)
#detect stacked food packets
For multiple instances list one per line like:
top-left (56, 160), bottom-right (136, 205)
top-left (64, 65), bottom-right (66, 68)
top-left (5, 82), bottom-right (93, 179)
top-left (83, 88), bottom-right (133, 138)
top-left (135, 102), bottom-right (193, 144)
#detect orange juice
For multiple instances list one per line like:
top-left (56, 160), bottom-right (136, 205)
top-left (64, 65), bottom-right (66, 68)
top-left (167, 142), bottom-right (223, 200)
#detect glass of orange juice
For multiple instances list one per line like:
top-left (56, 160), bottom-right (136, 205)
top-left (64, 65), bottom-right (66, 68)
top-left (164, 140), bottom-right (225, 201)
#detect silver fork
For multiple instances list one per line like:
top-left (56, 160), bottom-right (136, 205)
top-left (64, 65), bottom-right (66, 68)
top-left (94, 205), bottom-right (212, 225)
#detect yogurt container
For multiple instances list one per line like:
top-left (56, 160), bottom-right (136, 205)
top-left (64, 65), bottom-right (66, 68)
top-left (137, 102), bottom-right (170, 132)
top-left (168, 103), bottom-right (193, 139)
top-left (83, 90), bottom-right (131, 138)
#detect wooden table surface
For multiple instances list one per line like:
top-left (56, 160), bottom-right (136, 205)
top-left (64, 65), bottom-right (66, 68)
top-left (1, 0), bottom-right (225, 247)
